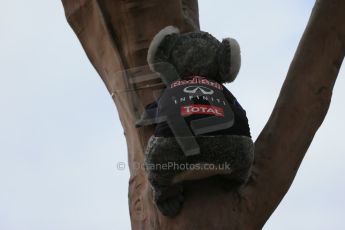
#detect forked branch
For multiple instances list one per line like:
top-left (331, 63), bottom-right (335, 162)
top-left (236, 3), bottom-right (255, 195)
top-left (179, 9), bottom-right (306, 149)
top-left (62, 0), bottom-right (345, 229)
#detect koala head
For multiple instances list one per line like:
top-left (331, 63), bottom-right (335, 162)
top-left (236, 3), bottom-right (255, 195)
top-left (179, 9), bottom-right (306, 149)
top-left (147, 26), bottom-right (241, 84)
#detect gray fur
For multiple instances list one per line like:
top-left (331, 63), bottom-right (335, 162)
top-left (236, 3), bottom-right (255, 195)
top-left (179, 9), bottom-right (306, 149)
top-left (147, 26), bottom-right (180, 70)
top-left (218, 38), bottom-right (241, 83)
top-left (145, 27), bottom-right (249, 217)
top-left (145, 135), bottom-right (254, 217)
top-left (147, 26), bottom-right (242, 84)
top-left (145, 135), bottom-right (254, 188)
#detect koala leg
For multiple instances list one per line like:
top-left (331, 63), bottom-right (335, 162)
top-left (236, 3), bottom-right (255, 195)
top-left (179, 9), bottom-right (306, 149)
top-left (144, 135), bottom-right (254, 215)
top-left (153, 183), bottom-right (184, 217)
top-left (221, 164), bottom-right (252, 187)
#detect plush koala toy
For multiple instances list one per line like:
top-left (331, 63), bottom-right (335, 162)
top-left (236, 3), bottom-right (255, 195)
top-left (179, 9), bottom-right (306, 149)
top-left (136, 26), bottom-right (254, 217)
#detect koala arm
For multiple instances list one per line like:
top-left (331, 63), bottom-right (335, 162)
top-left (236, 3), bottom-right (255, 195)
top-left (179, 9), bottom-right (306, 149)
top-left (222, 86), bottom-right (251, 138)
top-left (223, 86), bottom-right (247, 115)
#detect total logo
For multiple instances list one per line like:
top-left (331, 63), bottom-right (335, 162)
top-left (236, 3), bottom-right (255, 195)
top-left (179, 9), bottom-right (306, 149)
top-left (183, 86), bottom-right (214, 95)
top-left (180, 104), bottom-right (224, 117)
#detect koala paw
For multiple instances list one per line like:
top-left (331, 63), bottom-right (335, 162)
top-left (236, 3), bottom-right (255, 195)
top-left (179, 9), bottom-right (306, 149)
top-left (154, 183), bottom-right (184, 217)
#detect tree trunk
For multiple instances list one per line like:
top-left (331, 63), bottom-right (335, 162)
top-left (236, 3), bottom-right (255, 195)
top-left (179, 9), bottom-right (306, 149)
top-left (61, 0), bottom-right (345, 229)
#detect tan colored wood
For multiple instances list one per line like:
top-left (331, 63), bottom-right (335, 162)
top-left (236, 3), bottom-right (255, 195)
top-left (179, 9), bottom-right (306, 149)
top-left (62, 0), bottom-right (345, 229)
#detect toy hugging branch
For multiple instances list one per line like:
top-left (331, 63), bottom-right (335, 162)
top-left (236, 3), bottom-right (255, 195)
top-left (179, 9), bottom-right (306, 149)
top-left (137, 26), bottom-right (254, 217)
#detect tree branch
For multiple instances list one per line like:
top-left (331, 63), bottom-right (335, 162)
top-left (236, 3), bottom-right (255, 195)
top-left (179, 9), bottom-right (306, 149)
top-left (62, 0), bottom-right (345, 229)
top-left (244, 0), bottom-right (345, 228)
top-left (62, 0), bottom-right (199, 229)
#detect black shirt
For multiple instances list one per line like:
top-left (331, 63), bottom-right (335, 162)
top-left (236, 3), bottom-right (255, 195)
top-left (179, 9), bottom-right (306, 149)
top-left (138, 76), bottom-right (251, 138)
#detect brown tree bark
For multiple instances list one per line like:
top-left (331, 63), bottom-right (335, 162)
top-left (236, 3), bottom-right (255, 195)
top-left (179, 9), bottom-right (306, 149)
top-left (61, 0), bottom-right (345, 229)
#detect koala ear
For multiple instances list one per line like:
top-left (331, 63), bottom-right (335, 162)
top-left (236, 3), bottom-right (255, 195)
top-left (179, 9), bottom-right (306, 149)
top-left (217, 38), bottom-right (241, 83)
top-left (147, 26), bottom-right (180, 85)
top-left (147, 26), bottom-right (180, 68)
